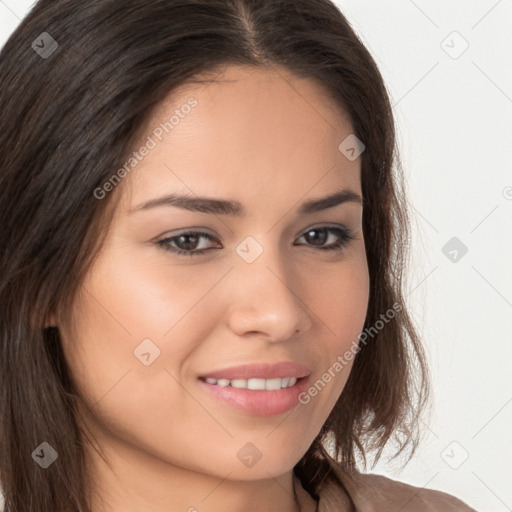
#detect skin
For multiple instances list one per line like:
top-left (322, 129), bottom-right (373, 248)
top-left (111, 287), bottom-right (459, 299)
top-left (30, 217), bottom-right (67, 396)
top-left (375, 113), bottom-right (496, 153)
top-left (55, 64), bottom-right (370, 512)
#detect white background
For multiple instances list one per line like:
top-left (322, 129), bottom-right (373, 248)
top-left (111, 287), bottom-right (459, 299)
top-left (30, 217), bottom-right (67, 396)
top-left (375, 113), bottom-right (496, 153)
top-left (1, 1), bottom-right (511, 510)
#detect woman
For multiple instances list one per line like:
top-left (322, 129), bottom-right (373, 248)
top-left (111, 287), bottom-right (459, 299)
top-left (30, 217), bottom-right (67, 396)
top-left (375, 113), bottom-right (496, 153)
top-left (0, 0), bottom-right (477, 510)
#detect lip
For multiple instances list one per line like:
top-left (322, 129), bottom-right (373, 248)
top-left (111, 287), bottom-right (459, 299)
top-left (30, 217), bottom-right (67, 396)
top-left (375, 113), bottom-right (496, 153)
top-left (198, 361), bottom-right (311, 381)
top-left (197, 374), bottom-right (311, 417)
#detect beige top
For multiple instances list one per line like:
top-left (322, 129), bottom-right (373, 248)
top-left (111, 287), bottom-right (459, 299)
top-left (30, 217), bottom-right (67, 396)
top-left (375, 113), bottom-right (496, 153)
top-left (296, 456), bottom-right (477, 511)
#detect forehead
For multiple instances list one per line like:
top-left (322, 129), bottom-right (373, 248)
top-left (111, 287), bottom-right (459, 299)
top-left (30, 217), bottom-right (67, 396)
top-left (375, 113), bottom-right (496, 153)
top-left (119, 65), bottom-right (361, 213)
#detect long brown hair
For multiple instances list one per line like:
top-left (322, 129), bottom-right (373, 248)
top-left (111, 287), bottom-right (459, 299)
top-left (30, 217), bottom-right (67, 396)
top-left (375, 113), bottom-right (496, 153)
top-left (0, 0), bottom-right (429, 510)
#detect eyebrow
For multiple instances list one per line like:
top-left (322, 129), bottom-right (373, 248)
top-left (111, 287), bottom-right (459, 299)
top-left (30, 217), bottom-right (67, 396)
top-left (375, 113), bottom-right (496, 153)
top-left (129, 188), bottom-right (362, 216)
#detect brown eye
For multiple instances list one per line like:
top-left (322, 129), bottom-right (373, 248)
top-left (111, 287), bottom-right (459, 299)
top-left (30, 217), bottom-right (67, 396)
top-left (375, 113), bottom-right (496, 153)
top-left (157, 231), bottom-right (221, 256)
top-left (295, 226), bottom-right (354, 251)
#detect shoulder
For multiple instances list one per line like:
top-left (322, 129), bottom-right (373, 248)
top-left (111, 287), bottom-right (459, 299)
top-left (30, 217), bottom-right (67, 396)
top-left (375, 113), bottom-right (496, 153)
top-left (344, 471), bottom-right (477, 511)
top-left (316, 457), bottom-right (478, 512)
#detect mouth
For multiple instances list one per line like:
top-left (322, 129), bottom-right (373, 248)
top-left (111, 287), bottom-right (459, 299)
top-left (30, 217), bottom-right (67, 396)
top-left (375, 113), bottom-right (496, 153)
top-left (197, 375), bottom-right (310, 417)
top-left (198, 375), bottom-right (301, 390)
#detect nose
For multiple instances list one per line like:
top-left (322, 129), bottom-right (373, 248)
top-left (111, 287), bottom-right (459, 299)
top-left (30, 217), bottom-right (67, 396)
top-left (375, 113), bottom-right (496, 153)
top-left (225, 243), bottom-right (313, 342)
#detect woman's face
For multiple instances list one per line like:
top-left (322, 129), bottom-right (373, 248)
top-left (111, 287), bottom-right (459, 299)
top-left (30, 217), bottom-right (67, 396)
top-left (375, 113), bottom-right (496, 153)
top-left (59, 65), bottom-right (369, 488)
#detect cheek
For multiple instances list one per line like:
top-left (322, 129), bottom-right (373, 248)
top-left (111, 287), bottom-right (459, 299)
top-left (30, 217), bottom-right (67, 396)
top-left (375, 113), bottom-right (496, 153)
top-left (297, 253), bottom-right (369, 410)
top-left (312, 252), bottom-right (370, 345)
top-left (85, 242), bottom-right (230, 340)
top-left (58, 254), bottom-right (230, 468)
top-left (58, 243), bottom-right (228, 405)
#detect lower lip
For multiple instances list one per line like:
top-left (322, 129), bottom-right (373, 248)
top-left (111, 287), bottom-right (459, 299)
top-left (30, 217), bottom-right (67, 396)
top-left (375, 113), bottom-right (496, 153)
top-left (197, 377), bottom-right (310, 417)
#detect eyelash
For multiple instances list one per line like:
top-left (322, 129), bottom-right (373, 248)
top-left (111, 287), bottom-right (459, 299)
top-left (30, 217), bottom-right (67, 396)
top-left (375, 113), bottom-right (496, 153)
top-left (156, 225), bottom-right (355, 257)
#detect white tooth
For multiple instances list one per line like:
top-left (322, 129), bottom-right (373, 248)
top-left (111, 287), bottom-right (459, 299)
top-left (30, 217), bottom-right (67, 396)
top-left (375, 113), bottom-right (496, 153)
top-left (247, 378), bottom-right (266, 390)
top-left (265, 378), bottom-right (282, 390)
top-left (212, 377), bottom-right (298, 389)
top-left (231, 379), bottom-right (247, 388)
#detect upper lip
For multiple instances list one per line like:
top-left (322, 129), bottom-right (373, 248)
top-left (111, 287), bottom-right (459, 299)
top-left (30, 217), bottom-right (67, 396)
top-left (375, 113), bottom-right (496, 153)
top-left (199, 361), bottom-right (311, 381)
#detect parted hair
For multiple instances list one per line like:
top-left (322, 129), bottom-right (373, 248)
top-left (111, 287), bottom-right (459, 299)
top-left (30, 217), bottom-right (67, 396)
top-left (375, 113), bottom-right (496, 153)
top-left (0, 0), bottom-right (429, 510)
